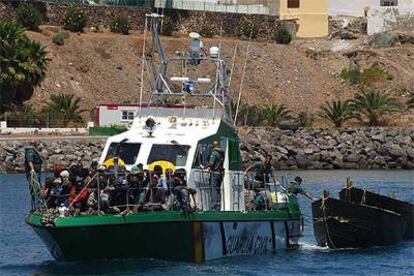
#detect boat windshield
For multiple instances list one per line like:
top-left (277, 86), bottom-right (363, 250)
top-left (147, 144), bottom-right (190, 166)
top-left (105, 143), bottom-right (141, 165)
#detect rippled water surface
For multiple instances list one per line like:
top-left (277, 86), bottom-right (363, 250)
top-left (1, 171), bottom-right (413, 275)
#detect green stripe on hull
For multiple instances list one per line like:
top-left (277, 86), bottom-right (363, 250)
top-left (26, 198), bottom-right (302, 262)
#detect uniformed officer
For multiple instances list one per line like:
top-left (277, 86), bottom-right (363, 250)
top-left (244, 154), bottom-right (275, 188)
top-left (24, 139), bottom-right (43, 184)
top-left (205, 140), bottom-right (224, 210)
top-left (287, 176), bottom-right (314, 201)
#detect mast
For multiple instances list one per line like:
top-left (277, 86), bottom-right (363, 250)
top-left (144, 14), bottom-right (233, 124)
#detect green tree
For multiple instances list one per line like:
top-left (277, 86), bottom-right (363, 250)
top-left (64, 7), bottom-right (88, 33)
top-left (0, 21), bottom-right (48, 112)
top-left (261, 104), bottom-right (292, 127)
top-left (15, 2), bottom-right (42, 31)
top-left (318, 100), bottom-right (353, 127)
top-left (349, 90), bottom-right (402, 126)
top-left (46, 94), bottom-right (85, 126)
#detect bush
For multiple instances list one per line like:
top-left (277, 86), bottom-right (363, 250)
top-left (53, 32), bottom-right (65, 46)
top-left (110, 16), bottom-right (130, 35)
top-left (15, 3), bottom-right (42, 31)
top-left (273, 26), bottom-right (292, 44)
top-left (63, 7), bottom-right (88, 32)
top-left (362, 62), bottom-right (393, 85)
top-left (160, 16), bottom-right (174, 36)
top-left (340, 63), bottom-right (362, 85)
top-left (238, 20), bottom-right (258, 39)
top-left (199, 25), bottom-right (214, 38)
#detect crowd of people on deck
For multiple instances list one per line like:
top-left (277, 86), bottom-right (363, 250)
top-left (36, 162), bottom-right (199, 216)
top-left (24, 139), bottom-right (313, 216)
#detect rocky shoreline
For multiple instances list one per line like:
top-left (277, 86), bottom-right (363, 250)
top-left (1, 127), bottom-right (413, 173)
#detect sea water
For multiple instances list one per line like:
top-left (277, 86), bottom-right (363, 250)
top-left (1, 171), bottom-right (413, 276)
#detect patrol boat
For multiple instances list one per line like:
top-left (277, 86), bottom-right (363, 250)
top-left (26, 14), bottom-right (303, 262)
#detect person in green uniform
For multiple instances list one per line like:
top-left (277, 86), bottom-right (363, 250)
top-left (205, 140), bottom-right (224, 210)
top-left (286, 176), bottom-right (314, 201)
top-left (244, 154), bottom-right (275, 187)
top-left (24, 139), bottom-right (43, 184)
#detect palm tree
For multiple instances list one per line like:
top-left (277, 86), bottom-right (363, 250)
top-left (407, 94), bottom-right (414, 110)
top-left (318, 100), bottom-right (354, 127)
top-left (349, 90), bottom-right (402, 126)
top-left (261, 104), bottom-right (292, 127)
top-left (0, 21), bottom-right (48, 111)
top-left (46, 94), bottom-right (85, 127)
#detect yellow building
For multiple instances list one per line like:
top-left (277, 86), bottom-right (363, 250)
top-left (275, 0), bottom-right (328, 38)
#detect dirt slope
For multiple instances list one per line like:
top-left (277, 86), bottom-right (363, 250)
top-left (26, 28), bottom-right (414, 126)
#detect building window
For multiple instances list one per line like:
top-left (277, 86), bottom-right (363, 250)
top-left (121, 111), bottom-right (135, 121)
top-left (288, 0), bottom-right (300, 9)
top-left (380, 0), bottom-right (398, 6)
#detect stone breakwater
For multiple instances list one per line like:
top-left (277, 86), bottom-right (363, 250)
top-left (239, 128), bottom-right (414, 170)
top-left (1, 128), bottom-right (413, 173)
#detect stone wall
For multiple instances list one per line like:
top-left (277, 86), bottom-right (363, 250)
top-left (240, 127), bottom-right (414, 170)
top-left (0, 2), bottom-right (280, 39)
top-left (1, 128), bottom-right (414, 173)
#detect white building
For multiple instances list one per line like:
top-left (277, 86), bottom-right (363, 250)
top-left (329, 0), bottom-right (414, 34)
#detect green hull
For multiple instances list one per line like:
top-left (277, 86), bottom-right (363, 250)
top-left (27, 205), bottom-right (302, 262)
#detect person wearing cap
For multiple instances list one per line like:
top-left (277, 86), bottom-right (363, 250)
top-left (24, 139), bottom-right (43, 184)
top-left (205, 140), bottom-right (224, 210)
top-left (287, 176), bottom-right (314, 201)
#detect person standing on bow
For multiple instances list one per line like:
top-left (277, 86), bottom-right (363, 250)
top-left (24, 139), bottom-right (43, 185)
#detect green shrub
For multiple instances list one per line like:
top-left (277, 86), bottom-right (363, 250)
top-left (15, 3), bottom-right (42, 31)
top-left (340, 63), bottom-right (362, 85)
top-left (199, 25), bottom-right (214, 38)
top-left (63, 7), bottom-right (88, 32)
top-left (110, 16), bottom-right (130, 35)
top-left (273, 26), bottom-right (292, 44)
top-left (160, 16), bottom-right (174, 36)
top-left (362, 62), bottom-right (393, 85)
top-left (53, 32), bottom-right (65, 46)
top-left (238, 20), bottom-right (258, 39)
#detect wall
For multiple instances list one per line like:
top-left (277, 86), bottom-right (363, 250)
top-left (0, 2), bottom-right (281, 40)
top-left (278, 0), bottom-right (329, 37)
top-left (1, 127), bottom-right (413, 173)
top-left (367, 3), bottom-right (414, 35)
top-left (328, 0), bottom-right (378, 17)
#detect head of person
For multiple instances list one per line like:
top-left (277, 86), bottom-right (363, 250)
top-left (153, 165), bottom-right (163, 176)
top-left (166, 168), bottom-right (174, 178)
top-left (53, 163), bottom-right (63, 178)
top-left (293, 176), bottom-right (302, 185)
top-left (264, 154), bottom-right (272, 166)
top-left (213, 140), bottom-right (220, 149)
top-left (29, 139), bottom-right (38, 148)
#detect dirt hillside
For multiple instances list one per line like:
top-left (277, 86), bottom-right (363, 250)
top-left (25, 27), bottom-right (414, 126)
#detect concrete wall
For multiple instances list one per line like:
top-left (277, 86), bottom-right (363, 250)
top-left (329, 0), bottom-right (379, 17)
top-left (367, 3), bottom-right (414, 34)
top-left (279, 0), bottom-right (329, 37)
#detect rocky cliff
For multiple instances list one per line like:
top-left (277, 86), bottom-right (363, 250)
top-left (1, 127), bottom-right (413, 173)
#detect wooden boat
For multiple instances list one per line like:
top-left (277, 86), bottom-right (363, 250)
top-left (312, 196), bottom-right (406, 249)
top-left (340, 187), bottom-right (414, 240)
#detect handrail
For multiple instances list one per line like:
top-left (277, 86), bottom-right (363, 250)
top-left (68, 173), bottom-right (98, 209)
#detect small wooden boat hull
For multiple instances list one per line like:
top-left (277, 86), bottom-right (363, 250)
top-left (340, 187), bottom-right (414, 240)
top-left (312, 197), bottom-right (406, 249)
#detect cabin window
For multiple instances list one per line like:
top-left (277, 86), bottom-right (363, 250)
top-left (147, 144), bottom-right (190, 166)
top-left (105, 143), bottom-right (141, 165)
top-left (288, 0), bottom-right (300, 9)
top-left (380, 0), bottom-right (398, 6)
top-left (121, 111), bottom-right (135, 122)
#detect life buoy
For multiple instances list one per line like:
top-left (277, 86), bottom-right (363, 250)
top-left (148, 160), bottom-right (176, 175)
